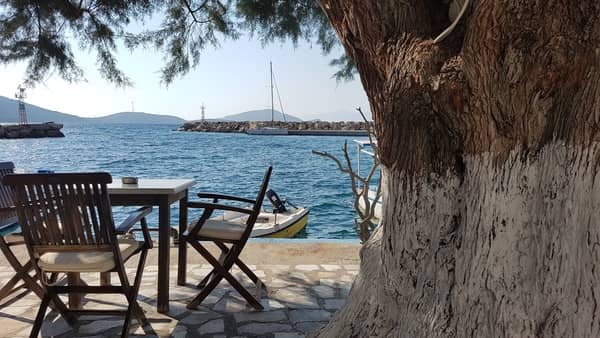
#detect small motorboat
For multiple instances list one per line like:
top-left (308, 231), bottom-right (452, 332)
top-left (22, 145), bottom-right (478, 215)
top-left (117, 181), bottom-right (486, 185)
top-left (216, 189), bottom-right (309, 238)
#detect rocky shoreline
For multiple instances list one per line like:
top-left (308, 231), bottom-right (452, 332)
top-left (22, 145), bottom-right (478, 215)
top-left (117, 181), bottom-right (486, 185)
top-left (178, 120), bottom-right (369, 134)
top-left (0, 122), bottom-right (64, 139)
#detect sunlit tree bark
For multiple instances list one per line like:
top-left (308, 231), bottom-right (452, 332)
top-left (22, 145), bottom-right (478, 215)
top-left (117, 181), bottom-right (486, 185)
top-left (315, 0), bottom-right (600, 336)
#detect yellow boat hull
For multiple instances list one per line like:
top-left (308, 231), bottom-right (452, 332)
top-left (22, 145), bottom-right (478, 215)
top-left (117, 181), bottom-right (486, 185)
top-left (253, 210), bottom-right (309, 238)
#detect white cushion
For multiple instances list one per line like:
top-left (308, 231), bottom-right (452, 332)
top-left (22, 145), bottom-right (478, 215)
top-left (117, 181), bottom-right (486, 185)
top-left (38, 239), bottom-right (141, 273)
top-left (194, 219), bottom-right (247, 240)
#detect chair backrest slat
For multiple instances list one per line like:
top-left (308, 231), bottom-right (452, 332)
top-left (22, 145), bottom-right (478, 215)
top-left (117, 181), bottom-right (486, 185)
top-left (0, 162), bottom-right (16, 220)
top-left (3, 173), bottom-right (115, 252)
top-left (243, 166), bottom-right (273, 235)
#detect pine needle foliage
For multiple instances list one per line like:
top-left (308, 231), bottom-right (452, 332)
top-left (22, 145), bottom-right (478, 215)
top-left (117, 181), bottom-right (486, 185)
top-left (0, 0), bottom-right (356, 86)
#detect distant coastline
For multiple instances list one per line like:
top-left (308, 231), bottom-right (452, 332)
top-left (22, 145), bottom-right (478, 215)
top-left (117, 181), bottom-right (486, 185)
top-left (178, 120), bottom-right (369, 136)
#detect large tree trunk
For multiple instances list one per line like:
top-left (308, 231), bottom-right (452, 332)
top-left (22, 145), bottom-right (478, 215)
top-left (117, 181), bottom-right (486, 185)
top-left (314, 0), bottom-right (600, 337)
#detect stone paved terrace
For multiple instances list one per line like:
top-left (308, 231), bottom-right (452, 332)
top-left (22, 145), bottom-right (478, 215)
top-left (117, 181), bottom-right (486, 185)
top-left (0, 240), bottom-right (360, 337)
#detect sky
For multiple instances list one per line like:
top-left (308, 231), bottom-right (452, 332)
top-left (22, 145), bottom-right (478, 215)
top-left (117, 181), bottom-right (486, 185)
top-left (0, 33), bottom-right (371, 122)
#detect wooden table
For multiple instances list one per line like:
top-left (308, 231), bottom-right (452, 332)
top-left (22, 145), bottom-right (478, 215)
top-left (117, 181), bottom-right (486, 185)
top-left (108, 178), bottom-right (196, 313)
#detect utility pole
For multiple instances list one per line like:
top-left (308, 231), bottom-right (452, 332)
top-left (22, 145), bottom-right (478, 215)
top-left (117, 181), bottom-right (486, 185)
top-left (15, 85), bottom-right (28, 125)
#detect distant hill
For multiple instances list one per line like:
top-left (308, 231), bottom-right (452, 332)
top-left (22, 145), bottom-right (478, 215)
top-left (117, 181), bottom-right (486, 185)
top-left (221, 109), bottom-right (302, 122)
top-left (88, 112), bottom-right (185, 124)
top-left (0, 95), bottom-right (85, 124)
top-left (0, 95), bottom-right (185, 124)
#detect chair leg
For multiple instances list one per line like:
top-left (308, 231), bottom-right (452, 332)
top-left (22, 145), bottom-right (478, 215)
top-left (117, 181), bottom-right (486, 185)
top-left (188, 269), bottom-right (224, 309)
top-left (188, 241), bottom-right (263, 310)
top-left (196, 242), bottom-right (228, 289)
top-left (214, 241), bottom-right (266, 289)
top-left (121, 301), bottom-right (134, 338)
top-left (196, 269), bottom-right (215, 289)
top-left (187, 242), bottom-right (225, 309)
top-left (30, 293), bottom-right (51, 338)
top-left (0, 275), bottom-right (25, 303)
top-left (131, 249), bottom-right (148, 326)
top-left (119, 248), bottom-right (148, 338)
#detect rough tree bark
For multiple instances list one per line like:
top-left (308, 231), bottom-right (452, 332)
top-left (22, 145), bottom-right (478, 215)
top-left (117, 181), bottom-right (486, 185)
top-left (313, 0), bottom-right (600, 337)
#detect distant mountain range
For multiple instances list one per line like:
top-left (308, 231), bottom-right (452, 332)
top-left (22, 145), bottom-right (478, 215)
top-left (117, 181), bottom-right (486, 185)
top-left (219, 109), bottom-right (302, 122)
top-left (0, 95), bottom-right (314, 124)
top-left (0, 96), bottom-right (185, 124)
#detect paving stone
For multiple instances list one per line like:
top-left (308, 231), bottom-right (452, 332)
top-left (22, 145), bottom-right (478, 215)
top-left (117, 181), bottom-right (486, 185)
top-left (288, 310), bottom-right (332, 324)
top-left (238, 323), bottom-right (293, 335)
top-left (213, 296), bottom-right (251, 312)
top-left (0, 305), bottom-right (31, 317)
top-left (274, 332), bottom-right (306, 338)
top-left (166, 302), bottom-right (190, 317)
top-left (78, 319), bottom-right (124, 334)
top-left (340, 275), bottom-right (355, 283)
top-left (180, 309), bottom-right (221, 325)
top-left (295, 321), bottom-right (327, 333)
top-left (234, 310), bottom-right (287, 323)
top-left (339, 285), bottom-right (351, 297)
top-left (320, 264), bottom-right (341, 271)
top-left (316, 271), bottom-right (338, 279)
top-left (344, 264), bottom-right (360, 270)
top-left (260, 299), bottom-right (286, 310)
top-left (270, 278), bottom-right (295, 288)
top-left (40, 317), bottom-right (72, 337)
top-left (295, 265), bottom-right (319, 271)
top-left (150, 321), bottom-right (178, 336)
top-left (311, 285), bottom-right (335, 298)
top-left (171, 327), bottom-right (188, 338)
top-left (319, 279), bottom-right (337, 288)
top-left (288, 272), bottom-right (311, 283)
top-left (4, 317), bottom-right (34, 336)
top-left (0, 262), bottom-right (352, 338)
top-left (272, 289), bottom-right (319, 309)
top-left (145, 265), bottom-right (159, 272)
top-left (323, 298), bottom-right (346, 310)
top-left (198, 318), bottom-right (224, 334)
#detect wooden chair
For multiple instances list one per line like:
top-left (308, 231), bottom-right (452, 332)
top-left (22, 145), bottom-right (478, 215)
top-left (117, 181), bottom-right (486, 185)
top-left (0, 162), bottom-right (49, 305)
top-left (181, 166), bottom-right (272, 310)
top-left (3, 172), bottom-right (153, 338)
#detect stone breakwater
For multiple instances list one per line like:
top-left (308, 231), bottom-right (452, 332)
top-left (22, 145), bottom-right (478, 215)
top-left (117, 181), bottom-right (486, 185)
top-left (178, 121), bottom-right (369, 135)
top-left (0, 123), bottom-right (64, 139)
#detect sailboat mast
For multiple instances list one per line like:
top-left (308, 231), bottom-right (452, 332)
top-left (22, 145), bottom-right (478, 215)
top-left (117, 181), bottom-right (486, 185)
top-left (270, 61), bottom-right (274, 125)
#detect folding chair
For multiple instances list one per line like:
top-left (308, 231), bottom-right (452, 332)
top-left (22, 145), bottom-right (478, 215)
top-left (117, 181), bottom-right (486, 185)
top-left (181, 166), bottom-right (272, 310)
top-left (4, 172), bottom-right (153, 338)
top-left (0, 162), bottom-right (48, 305)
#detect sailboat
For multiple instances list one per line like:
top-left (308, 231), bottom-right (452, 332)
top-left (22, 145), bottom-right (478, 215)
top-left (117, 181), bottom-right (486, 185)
top-left (246, 62), bottom-right (289, 135)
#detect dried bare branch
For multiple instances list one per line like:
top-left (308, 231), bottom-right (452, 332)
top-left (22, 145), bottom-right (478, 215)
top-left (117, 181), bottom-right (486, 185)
top-left (312, 107), bottom-right (382, 242)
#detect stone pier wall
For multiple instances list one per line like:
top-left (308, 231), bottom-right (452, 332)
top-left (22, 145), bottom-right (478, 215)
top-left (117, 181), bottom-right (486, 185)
top-left (0, 123), bottom-right (64, 139)
top-left (178, 121), bottom-right (369, 133)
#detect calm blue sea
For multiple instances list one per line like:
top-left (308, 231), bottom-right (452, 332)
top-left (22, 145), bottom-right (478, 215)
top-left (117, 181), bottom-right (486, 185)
top-left (0, 124), bottom-right (377, 239)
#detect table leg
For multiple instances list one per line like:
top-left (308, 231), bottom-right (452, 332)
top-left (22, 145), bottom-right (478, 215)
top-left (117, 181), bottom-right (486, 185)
top-left (100, 272), bottom-right (111, 286)
top-left (177, 191), bottom-right (188, 286)
top-left (67, 273), bottom-right (82, 309)
top-left (157, 197), bottom-right (171, 313)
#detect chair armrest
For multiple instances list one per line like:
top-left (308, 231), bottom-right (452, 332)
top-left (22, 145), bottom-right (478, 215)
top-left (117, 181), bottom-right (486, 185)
top-left (187, 201), bottom-right (255, 215)
top-left (0, 206), bottom-right (15, 213)
top-left (196, 193), bottom-right (255, 204)
top-left (115, 206), bottom-right (153, 235)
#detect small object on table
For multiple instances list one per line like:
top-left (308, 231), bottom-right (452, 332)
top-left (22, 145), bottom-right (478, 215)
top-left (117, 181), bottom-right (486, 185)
top-left (122, 177), bottom-right (138, 185)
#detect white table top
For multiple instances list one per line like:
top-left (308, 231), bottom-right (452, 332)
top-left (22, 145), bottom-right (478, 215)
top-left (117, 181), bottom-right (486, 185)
top-left (108, 178), bottom-right (196, 195)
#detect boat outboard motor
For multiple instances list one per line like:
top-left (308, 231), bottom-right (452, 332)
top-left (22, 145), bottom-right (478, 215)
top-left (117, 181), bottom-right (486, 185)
top-left (266, 189), bottom-right (287, 213)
